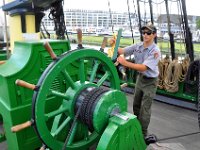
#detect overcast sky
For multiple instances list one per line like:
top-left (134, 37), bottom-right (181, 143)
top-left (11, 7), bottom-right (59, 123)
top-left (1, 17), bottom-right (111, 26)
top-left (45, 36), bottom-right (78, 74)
top-left (0, 0), bottom-right (199, 19)
top-left (62, 0), bottom-right (200, 16)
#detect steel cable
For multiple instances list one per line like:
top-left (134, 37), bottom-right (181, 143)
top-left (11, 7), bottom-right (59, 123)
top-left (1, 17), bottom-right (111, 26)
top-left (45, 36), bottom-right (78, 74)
top-left (198, 60), bottom-right (200, 129)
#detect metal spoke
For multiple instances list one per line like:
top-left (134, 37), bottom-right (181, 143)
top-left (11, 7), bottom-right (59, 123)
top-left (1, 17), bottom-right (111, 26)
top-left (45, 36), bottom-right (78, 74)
top-left (62, 69), bottom-right (76, 89)
top-left (50, 89), bottom-right (70, 100)
top-left (51, 113), bottom-right (62, 133)
top-left (45, 106), bottom-right (69, 121)
top-left (89, 60), bottom-right (100, 82)
top-left (51, 117), bottom-right (71, 137)
top-left (97, 71), bottom-right (110, 87)
top-left (79, 59), bottom-right (85, 83)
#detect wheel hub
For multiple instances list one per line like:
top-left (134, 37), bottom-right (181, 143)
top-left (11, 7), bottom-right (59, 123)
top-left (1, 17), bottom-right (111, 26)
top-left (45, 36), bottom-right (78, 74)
top-left (76, 87), bottom-right (109, 131)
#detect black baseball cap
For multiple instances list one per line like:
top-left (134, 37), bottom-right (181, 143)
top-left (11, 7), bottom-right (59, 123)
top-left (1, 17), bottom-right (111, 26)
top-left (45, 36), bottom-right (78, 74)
top-left (141, 24), bottom-right (157, 33)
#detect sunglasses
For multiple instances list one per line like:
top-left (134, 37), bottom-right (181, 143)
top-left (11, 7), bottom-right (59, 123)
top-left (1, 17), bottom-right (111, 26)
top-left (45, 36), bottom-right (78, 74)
top-left (142, 31), bottom-right (154, 35)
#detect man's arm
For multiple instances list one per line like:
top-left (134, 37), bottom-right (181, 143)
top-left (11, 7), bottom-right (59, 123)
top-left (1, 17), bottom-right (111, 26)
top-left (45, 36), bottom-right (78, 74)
top-left (117, 56), bottom-right (148, 72)
top-left (118, 48), bottom-right (125, 55)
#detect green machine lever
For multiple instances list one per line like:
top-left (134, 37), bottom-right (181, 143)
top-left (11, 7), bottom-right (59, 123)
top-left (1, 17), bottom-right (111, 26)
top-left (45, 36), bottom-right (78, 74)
top-left (112, 28), bottom-right (122, 61)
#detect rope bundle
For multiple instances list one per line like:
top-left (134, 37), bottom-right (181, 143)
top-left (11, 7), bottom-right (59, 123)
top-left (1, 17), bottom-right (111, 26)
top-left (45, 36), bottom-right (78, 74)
top-left (158, 55), bottom-right (171, 89)
top-left (158, 55), bottom-right (190, 93)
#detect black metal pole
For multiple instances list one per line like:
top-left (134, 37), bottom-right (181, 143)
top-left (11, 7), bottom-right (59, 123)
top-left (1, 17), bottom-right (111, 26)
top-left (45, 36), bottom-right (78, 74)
top-left (149, 0), bottom-right (157, 43)
top-left (165, 0), bottom-right (175, 60)
top-left (149, 0), bottom-right (154, 24)
top-left (181, 0), bottom-right (194, 61)
top-left (137, 0), bottom-right (143, 41)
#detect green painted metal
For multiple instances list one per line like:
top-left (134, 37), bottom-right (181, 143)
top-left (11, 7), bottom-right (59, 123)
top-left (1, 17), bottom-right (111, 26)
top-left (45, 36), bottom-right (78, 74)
top-left (112, 28), bottom-right (122, 61)
top-left (0, 43), bottom-right (9, 60)
top-left (0, 50), bottom-right (7, 60)
top-left (0, 133), bottom-right (6, 142)
top-left (93, 90), bottom-right (127, 133)
top-left (96, 112), bottom-right (146, 150)
top-left (0, 40), bottom-right (71, 150)
top-left (32, 49), bottom-right (121, 150)
top-left (157, 82), bottom-right (196, 102)
top-left (0, 40), bottom-right (147, 150)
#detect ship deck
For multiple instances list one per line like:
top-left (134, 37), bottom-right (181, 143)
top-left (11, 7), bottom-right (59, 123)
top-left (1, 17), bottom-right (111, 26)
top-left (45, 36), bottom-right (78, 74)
top-left (126, 93), bottom-right (200, 150)
top-left (0, 93), bottom-right (200, 150)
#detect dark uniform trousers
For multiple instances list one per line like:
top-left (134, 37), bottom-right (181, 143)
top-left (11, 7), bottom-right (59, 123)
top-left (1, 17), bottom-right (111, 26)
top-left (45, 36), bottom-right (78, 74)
top-left (133, 73), bottom-right (158, 137)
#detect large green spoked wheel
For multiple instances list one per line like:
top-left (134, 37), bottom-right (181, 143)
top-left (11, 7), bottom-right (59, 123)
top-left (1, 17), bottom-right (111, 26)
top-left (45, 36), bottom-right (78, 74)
top-left (32, 48), bottom-right (120, 150)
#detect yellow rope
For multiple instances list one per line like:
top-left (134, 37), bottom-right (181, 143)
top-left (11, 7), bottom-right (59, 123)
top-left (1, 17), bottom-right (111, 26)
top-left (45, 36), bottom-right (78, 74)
top-left (107, 33), bottom-right (117, 58)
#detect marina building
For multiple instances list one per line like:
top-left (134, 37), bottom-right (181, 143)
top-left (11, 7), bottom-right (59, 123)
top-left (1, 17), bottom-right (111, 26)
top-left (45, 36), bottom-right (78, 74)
top-left (42, 9), bottom-right (138, 34)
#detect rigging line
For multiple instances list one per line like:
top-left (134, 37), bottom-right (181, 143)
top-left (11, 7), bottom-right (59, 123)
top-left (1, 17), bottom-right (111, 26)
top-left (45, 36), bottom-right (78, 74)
top-left (127, 0), bottom-right (135, 44)
top-left (168, 0), bottom-right (179, 2)
top-left (143, 0), bottom-right (147, 24)
top-left (178, 0), bottom-right (186, 49)
top-left (62, 105), bottom-right (82, 150)
top-left (198, 60), bottom-right (200, 129)
top-left (139, 0), bottom-right (150, 3)
top-left (64, 0), bottom-right (70, 41)
top-left (151, 0), bottom-right (165, 4)
top-left (48, 0), bottom-right (66, 39)
top-left (41, 22), bottom-right (50, 39)
top-left (176, 0), bottom-right (185, 58)
top-left (156, 0), bottom-right (167, 56)
top-left (132, 0), bottom-right (141, 42)
top-left (107, 0), bottom-right (114, 33)
top-left (132, 0), bottom-right (140, 26)
top-left (40, 30), bottom-right (46, 39)
top-left (158, 131), bottom-right (200, 142)
top-left (136, 0), bottom-right (143, 41)
top-left (169, 0), bottom-right (172, 15)
top-left (148, 0), bottom-right (157, 43)
top-left (149, 0), bottom-right (154, 24)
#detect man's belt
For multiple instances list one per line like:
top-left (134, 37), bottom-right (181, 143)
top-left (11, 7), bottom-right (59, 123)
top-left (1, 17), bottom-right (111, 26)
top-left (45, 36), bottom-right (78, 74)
top-left (138, 73), bottom-right (156, 79)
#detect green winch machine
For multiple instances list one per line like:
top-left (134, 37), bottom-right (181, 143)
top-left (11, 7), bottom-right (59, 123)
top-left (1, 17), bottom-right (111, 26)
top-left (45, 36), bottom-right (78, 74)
top-left (0, 39), bottom-right (146, 150)
top-left (0, 0), bottom-right (146, 149)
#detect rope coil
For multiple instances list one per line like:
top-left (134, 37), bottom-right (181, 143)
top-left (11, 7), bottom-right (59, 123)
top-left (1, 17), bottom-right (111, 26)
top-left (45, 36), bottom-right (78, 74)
top-left (158, 55), bottom-right (190, 93)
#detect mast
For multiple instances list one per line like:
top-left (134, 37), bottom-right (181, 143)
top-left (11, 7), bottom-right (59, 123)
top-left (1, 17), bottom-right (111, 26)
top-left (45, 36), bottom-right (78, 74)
top-left (181, 0), bottom-right (194, 61)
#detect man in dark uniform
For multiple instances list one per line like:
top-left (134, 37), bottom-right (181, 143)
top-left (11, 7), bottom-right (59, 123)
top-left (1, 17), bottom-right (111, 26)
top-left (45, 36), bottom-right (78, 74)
top-left (117, 24), bottom-right (161, 138)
